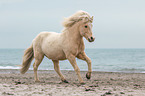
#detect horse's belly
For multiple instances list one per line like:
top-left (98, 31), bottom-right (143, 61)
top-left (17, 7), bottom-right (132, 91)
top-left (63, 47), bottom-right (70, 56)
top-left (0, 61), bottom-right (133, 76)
top-left (44, 49), bottom-right (66, 60)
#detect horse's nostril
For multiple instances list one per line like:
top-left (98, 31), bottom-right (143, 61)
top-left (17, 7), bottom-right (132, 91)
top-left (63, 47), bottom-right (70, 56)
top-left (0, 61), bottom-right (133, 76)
top-left (91, 37), bottom-right (93, 40)
top-left (88, 37), bottom-right (95, 42)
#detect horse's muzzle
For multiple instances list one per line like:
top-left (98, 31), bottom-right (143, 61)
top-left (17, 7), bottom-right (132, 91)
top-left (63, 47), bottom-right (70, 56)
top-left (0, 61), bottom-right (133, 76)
top-left (88, 36), bottom-right (95, 42)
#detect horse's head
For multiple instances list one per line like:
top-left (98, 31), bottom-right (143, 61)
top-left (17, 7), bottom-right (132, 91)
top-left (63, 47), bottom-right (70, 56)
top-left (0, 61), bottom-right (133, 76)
top-left (79, 16), bottom-right (95, 42)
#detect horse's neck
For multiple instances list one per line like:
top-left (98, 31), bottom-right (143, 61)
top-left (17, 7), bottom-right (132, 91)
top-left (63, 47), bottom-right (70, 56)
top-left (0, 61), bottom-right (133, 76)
top-left (66, 23), bottom-right (83, 44)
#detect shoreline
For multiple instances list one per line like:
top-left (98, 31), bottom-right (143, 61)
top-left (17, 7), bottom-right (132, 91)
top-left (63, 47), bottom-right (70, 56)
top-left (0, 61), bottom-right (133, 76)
top-left (0, 69), bottom-right (145, 74)
top-left (0, 69), bottom-right (145, 96)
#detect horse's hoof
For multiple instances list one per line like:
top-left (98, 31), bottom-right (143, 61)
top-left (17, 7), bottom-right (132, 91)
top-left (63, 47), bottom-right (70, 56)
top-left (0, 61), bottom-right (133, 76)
top-left (62, 80), bottom-right (69, 83)
top-left (86, 73), bottom-right (91, 79)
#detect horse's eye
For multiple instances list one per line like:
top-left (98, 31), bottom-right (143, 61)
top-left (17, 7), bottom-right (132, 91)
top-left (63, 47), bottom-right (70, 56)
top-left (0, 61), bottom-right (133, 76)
top-left (85, 25), bottom-right (87, 28)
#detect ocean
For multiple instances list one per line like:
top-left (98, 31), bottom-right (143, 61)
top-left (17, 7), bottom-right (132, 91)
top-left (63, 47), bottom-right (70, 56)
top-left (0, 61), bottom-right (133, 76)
top-left (0, 49), bottom-right (145, 73)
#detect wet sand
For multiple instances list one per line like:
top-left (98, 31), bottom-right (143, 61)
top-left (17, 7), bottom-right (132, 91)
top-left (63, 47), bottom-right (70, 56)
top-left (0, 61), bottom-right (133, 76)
top-left (0, 69), bottom-right (145, 96)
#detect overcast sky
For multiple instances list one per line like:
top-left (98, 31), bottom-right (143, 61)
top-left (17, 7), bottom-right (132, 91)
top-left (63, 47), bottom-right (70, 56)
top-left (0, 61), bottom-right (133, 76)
top-left (0, 0), bottom-right (145, 49)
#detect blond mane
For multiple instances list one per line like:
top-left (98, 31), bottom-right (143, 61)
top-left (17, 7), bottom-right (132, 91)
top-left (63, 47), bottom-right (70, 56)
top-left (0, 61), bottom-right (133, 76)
top-left (62, 10), bottom-right (93, 28)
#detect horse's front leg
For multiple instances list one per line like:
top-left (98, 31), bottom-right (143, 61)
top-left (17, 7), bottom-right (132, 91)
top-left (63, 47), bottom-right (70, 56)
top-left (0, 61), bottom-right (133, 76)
top-left (77, 52), bottom-right (92, 79)
top-left (67, 54), bottom-right (85, 84)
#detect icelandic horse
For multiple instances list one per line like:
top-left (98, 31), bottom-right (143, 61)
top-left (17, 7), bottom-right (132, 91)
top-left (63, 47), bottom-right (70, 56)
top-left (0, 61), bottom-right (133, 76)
top-left (20, 10), bottom-right (95, 84)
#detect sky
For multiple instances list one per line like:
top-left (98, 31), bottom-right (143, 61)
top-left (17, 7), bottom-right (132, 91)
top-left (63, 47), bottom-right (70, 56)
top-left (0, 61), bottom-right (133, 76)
top-left (0, 0), bottom-right (145, 49)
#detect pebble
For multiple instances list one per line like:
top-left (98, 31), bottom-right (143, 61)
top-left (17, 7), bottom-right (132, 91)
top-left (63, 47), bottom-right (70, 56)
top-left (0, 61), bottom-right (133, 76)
top-left (84, 86), bottom-right (95, 91)
top-left (2, 92), bottom-right (14, 95)
top-left (120, 92), bottom-right (125, 94)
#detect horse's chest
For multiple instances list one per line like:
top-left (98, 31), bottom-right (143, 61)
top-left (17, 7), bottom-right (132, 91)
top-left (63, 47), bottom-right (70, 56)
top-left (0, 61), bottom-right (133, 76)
top-left (71, 44), bottom-right (84, 56)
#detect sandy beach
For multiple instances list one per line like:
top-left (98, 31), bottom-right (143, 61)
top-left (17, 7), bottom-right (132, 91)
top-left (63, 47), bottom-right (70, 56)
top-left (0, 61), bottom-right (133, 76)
top-left (0, 69), bottom-right (145, 96)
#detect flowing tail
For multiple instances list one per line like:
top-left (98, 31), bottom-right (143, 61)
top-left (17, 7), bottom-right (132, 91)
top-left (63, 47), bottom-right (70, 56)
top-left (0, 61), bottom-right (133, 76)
top-left (20, 44), bottom-right (34, 74)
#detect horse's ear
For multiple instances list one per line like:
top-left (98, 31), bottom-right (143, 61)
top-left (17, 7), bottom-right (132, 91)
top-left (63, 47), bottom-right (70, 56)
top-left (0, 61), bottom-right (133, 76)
top-left (91, 16), bottom-right (93, 23)
top-left (82, 16), bottom-right (89, 23)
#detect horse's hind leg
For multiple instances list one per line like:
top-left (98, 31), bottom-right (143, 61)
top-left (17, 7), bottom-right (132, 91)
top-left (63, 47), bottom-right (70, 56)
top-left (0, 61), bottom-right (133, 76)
top-left (33, 54), bottom-right (44, 82)
top-left (52, 60), bottom-right (68, 83)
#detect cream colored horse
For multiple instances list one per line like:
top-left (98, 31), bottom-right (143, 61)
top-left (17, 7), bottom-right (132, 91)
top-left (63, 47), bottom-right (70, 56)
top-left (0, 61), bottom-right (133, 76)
top-left (20, 10), bottom-right (95, 84)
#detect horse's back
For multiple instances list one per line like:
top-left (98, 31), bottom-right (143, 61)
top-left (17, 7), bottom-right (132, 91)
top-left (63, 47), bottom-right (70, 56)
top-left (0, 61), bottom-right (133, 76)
top-left (33, 31), bottom-right (60, 42)
top-left (32, 32), bottom-right (59, 52)
top-left (35, 32), bottom-right (58, 39)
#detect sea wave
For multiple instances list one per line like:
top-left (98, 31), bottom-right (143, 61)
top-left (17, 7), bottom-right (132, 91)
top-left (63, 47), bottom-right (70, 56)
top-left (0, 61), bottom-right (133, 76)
top-left (0, 66), bottom-right (145, 73)
top-left (0, 66), bottom-right (20, 69)
top-left (119, 68), bottom-right (145, 73)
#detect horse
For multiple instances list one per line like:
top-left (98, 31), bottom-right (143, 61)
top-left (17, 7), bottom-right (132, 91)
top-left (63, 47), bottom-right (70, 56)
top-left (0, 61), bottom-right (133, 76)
top-left (20, 10), bottom-right (95, 84)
